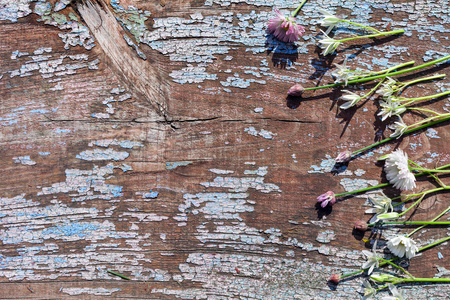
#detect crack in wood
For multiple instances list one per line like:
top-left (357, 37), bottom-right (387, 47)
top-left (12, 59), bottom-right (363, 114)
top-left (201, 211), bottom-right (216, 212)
top-left (76, 0), bottom-right (170, 120)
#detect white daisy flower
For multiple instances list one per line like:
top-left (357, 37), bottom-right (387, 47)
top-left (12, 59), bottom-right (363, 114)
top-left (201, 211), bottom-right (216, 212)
top-left (389, 118), bottom-right (408, 138)
top-left (381, 284), bottom-right (407, 300)
top-left (318, 9), bottom-right (340, 34)
top-left (386, 235), bottom-right (419, 259)
top-left (340, 90), bottom-right (361, 109)
top-left (318, 30), bottom-right (340, 56)
top-left (381, 150), bottom-right (416, 191)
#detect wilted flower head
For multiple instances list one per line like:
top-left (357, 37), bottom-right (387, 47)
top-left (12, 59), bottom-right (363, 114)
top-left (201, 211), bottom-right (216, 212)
top-left (378, 97), bottom-right (407, 121)
top-left (386, 235), bottom-right (419, 259)
top-left (267, 8), bottom-right (305, 43)
top-left (318, 9), bottom-right (340, 34)
top-left (318, 30), bottom-right (340, 56)
top-left (329, 273), bottom-right (341, 284)
top-left (380, 150), bottom-right (416, 191)
top-left (361, 241), bottom-right (380, 275)
top-left (382, 284), bottom-right (406, 300)
top-left (335, 149), bottom-right (352, 163)
top-left (340, 90), bottom-right (361, 110)
top-left (362, 280), bottom-right (376, 300)
top-left (389, 118), bottom-right (408, 138)
top-left (376, 77), bottom-right (398, 98)
top-left (331, 57), bottom-right (361, 86)
top-left (365, 193), bottom-right (393, 216)
top-left (317, 191), bottom-right (336, 208)
top-left (287, 83), bottom-right (305, 96)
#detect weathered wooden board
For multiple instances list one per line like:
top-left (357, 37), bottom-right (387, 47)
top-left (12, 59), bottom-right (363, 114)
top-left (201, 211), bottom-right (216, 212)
top-left (0, 0), bottom-right (449, 299)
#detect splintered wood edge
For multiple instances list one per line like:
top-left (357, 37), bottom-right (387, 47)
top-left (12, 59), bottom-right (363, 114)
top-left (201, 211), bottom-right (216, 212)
top-left (77, 0), bottom-right (170, 120)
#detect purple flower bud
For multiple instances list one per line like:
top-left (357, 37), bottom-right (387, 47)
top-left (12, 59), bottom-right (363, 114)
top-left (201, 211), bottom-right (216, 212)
top-left (335, 150), bottom-right (352, 163)
top-left (287, 83), bottom-right (305, 96)
top-left (354, 220), bottom-right (368, 231)
top-left (317, 191), bottom-right (336, 208)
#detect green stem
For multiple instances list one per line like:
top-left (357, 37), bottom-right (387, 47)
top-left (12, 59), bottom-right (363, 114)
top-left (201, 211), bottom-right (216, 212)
top-left (107, 270), bottom-right (130, 280)
top-left (304, 55), bottom-right (450, 91)
top-left (378, 258), bottom-right (415, 279)
top-left (351, 115), bottom-right (450, 156)
top-left (411, 167), bottom-right (450, 173)
top-left (371, 60), bottom-right (415, 76)
top-left (400, 278), bottom-right (450, 283)
top-left (337, 30), bottom-right (404, 43)
top-left (292, 0), bottom-right (309, 17)
top-left (407, 206), bottom-right (450, 237)
top-left (399, 74), bottom-right (446, 90)
top-left (335, 183), bottom-right (390, 197)
top-left (339, 19), bottom-right (381, 33)
top-left (400, 90), bottom-right (450, 107)
top-left (407, 107), bottom-right (442, 115)
top-left (341, 236), bottom-right (450, 279)
top-left (370, 221), bottom-right (450, 226)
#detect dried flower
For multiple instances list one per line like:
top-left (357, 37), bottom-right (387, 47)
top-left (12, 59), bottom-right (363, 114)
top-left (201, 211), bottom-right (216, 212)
top-left (362, 280), bottom-right (377, 300)
top-left (318, 30), bottom-right (340, 56)
top-left (335, 149), bottom-right (352, 163)
top-left (267, 8), bottom-right (305, 43)
top-left (381, 284), bottom-right (406, 300)
top-left (354, 220), bottom-right (368, 231)
top-left (287, 83), bottom-right (305, 96)
top-left (389, 118), bottom-right (408, 138)
top-left (318, 9), bottom-right (340, 34)
top-left (329, 273), bottom-right (341, 284)
top-left (340, 90), bottom-right (361, 110)
top-left (317, 191), bottom-right (336, 208)
top-left (361, 241), bottom-right (380, 275)
top-left (381, 150), bottom-right (416, 191)
top-left (386, 235), bottom-right (419, 259)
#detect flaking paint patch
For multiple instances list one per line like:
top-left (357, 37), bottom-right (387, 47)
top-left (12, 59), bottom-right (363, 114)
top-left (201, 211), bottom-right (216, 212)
top-left (13, 155), bottom-right (36, 165)
top-left (76, 148), bottom-right (129, 161)
top-left (61, 287), bottom-right (121, 296)
top-left (244, 127), bottom-right (277, 139)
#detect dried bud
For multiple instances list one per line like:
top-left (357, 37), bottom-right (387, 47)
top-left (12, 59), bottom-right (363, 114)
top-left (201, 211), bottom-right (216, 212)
top-left (335, 150), bottom-right (352, 163)
top-left (329, 274), bottom-right (341, 284)
top-left (287, 83), bottom-right (304, 97)
top-left (354, 220), bottom-right (368, 232)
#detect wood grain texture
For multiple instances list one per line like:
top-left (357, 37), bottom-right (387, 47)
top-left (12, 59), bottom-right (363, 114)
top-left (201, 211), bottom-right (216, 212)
top-left (0, 0), bottom-right (449, 299)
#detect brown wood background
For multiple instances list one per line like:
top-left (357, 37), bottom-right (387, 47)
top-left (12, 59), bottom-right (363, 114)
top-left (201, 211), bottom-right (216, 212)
top-left (0, 0), bottom-right (449, 299)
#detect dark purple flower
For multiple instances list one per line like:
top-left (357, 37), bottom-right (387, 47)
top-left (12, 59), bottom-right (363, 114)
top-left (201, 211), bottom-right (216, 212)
top-left (287, 83), bottom-right (304, 96)
top-left (267, 8), bottom-right (305, 43)
top-left (317, 191), bottom-right (336, 208)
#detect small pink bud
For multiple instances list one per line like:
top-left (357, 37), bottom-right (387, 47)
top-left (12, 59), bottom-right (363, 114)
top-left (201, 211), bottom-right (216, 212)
top-left (354, 220), bottom-right (368, 232)
top-left (329, 274), bottom-right (341, 284)
top-left (335, 150), bottom-right (352, 163)
top-left (287, 83), bottom-right (304, 97)
top-left (317, 191), bottom-right (336, 208)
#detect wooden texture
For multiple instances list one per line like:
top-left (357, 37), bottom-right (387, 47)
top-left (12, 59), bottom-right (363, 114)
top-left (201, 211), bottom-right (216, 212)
top-left (0, 0), bottom-right (449, 299)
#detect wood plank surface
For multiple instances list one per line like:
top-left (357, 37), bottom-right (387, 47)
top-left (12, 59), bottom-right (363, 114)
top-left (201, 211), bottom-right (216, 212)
top-left (0, 0), bottom-right (449, 299)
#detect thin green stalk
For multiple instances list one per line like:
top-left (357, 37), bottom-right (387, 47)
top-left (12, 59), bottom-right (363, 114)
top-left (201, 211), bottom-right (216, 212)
top-left (339, 19), bottom-right (381, 33)
top-left (370, 221), bottom-right (450, 226)
top-left (351, 115), bottom-right (450, 156)
top-left (304, 55), bottom-right (450, 91)
top-left (400, 90), bottom-right (450, 107)
top-left (407, 107), bottom-right (442, 115)
top-left (371, 60), bottom-right (415, 76)
top-left (407, 206), bottom-right (449, 237)
top-left (335, 183), bottom-right (390, 197)
top-left (378, 258), bottom-right (415, 279)
top-left (399, 278), bottom-right (450, 283)
top-left (292, 0), bottom-right (309, 17)
top-left (341, 236), bottom-right (450, 279)
top-left (337, 30), bottom-right (404, 43)
top-left (399, 74), bottom-right (446, 90)
top-left (107, 270), bottom-right (131, 280)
